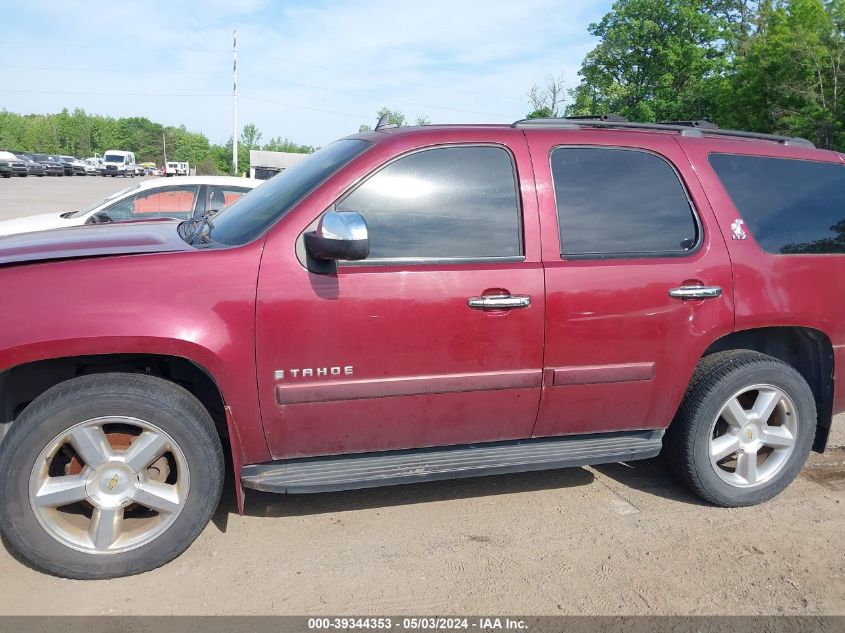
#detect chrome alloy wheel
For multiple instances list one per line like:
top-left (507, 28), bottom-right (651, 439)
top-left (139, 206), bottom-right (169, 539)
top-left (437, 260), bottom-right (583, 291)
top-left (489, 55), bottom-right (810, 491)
top-left (709, 384), bottom-right (799, 488)
top-left (28, 416), bottom-right (190, 554)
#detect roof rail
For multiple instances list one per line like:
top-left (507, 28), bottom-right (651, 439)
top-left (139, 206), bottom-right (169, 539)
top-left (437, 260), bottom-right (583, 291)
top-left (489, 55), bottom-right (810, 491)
top-left (564, 113), bottom-right (630, 123)
top-left (512, 117), bottom-right (815, 148)
top-left (661, 120), bottom-right (719, 130)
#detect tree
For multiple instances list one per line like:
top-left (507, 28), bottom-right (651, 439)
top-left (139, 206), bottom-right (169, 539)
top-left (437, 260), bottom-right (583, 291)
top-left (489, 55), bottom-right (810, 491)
top-left (359, 107), bottom-right (428, 131)
top-left (526, 73), bottom-right (567, 118)
top-left (0, 108), bottom-right (314, 169)
top-left (718, 0), bottom-right (845, 149)
top-left (240, 122), bottom-right (263, 150)
top-left (262, 137), bottom-right (315, 153)
top-left (567, 0), bottom-right (729, 121)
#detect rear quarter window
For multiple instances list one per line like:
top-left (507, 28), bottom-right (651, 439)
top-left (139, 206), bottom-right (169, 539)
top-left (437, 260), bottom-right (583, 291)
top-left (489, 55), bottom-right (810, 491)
top-left (709, 154), bottom-right (845, 254)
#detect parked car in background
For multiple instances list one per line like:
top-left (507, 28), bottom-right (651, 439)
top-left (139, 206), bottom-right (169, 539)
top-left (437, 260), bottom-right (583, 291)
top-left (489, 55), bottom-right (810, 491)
top-left (0, 151), bottom-right (29, 177)
top-left (30, 154), bottom-right (65, 176)
top-left (59, 156), bottom-right (86, 176)
top-left (18, 155), bottom-right (46, 177)
top-left (0, 176), bottom-right (262, 236)
top-left (83, 158), bottom-right (101, 175)
top-left (139, 162), bottom-right (156, 176)
top-left (0, 159), bottom-right (11, 178)
top-left (50, 154), bottom-right (73, 176)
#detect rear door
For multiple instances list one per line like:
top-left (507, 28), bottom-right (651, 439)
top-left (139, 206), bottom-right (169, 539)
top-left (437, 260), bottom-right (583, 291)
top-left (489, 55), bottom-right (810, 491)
top-left (525, 129), bottom-right (735, 437)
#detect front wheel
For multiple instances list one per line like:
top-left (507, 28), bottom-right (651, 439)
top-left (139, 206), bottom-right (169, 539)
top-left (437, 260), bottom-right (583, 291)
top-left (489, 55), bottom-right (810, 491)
top-left (0, 373), bottom-right (224, 579)
top-left (666, 350), bottom-right (816, 507)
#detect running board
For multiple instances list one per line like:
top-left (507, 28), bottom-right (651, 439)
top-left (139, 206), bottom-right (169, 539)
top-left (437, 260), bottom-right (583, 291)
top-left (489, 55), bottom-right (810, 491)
top-left (240, 430), bottom-right (664, 494)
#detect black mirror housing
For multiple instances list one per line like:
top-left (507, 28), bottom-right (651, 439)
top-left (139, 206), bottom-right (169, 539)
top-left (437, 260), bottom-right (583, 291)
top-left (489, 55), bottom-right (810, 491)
top-left (305, 211), bottom-right (370, 261)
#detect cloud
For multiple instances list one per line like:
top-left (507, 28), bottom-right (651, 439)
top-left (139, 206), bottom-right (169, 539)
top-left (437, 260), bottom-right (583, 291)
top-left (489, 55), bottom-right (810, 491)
top-left (0, 0), bottom-right (610, 146)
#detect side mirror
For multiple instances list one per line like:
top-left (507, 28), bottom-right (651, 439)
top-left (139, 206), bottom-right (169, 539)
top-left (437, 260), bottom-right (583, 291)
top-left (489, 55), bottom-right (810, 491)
top-left (305, 211), bottom-right (369, 261)
top-left (86, 210), bottom-right (114, 224)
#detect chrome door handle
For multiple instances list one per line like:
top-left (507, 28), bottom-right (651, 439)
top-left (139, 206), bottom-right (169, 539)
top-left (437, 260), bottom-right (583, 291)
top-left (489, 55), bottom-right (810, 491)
top-left (668, 285), bottom-right (723, 300)
top-left (467, 294), bottom-right (532, 310)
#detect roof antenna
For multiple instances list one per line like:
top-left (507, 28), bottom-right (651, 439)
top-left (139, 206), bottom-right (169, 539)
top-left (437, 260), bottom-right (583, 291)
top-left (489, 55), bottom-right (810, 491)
top-left (375, 113), bottom-right (399, 131)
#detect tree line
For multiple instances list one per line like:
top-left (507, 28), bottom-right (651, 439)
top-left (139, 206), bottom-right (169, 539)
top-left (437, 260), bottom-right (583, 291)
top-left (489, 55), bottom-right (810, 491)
top-left (0, 109), bottom-right (314, 175)
top-left (530, 0), bottom-right (845, 150)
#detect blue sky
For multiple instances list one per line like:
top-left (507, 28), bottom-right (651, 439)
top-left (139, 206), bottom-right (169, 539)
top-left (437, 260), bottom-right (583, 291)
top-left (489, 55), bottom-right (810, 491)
top-left (0, 0), bottom-right (612, 146)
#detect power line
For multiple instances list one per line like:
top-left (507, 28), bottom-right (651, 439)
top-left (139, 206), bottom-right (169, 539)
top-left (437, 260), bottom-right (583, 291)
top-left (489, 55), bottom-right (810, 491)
top-left (0, 64), bottom-right (225, 76)
top-left (0, 59), bottom-right (528, 108)
top-left (0, 39), bottom-right (230, 54)
top-left (0, 88), bottom-right (371, 120)
top-left (0, 70), bottom-right (511, 119)
top-left (239, 96), bottom-right (371, 120)
top-left (0, 88), bottom-right (229, 98)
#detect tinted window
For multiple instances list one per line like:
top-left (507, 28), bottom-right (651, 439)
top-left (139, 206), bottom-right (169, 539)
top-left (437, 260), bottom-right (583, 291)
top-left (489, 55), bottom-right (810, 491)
top-left (709, 154), bottom-right (845, 254)
top-left (551, 148), bottom-right (698, 258)
top-left (337, 146), bottom-right (522, 259)
top-left (211, 139), bottom-right (371, 246)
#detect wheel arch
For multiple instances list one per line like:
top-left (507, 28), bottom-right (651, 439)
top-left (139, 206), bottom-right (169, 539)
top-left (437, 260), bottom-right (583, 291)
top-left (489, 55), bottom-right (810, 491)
top-left (701, 326), bottom-right (834, 452)
top-left (0, 351), bottom-right (251, 513)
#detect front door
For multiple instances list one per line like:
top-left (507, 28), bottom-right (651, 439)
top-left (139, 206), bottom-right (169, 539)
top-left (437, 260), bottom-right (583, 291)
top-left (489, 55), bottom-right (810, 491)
top-left (525, 129), bottom-right (735, 437)
top-left (256, 135), bottom-right (546, 459)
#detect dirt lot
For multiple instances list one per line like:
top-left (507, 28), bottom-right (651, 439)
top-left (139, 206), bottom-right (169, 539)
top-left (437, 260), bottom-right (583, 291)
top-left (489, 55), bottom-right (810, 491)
top-left (0, 177), bottom-right (842, 615)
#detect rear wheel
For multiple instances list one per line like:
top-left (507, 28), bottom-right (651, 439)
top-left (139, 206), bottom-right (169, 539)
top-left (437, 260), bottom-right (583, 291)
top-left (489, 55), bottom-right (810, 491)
top-left (0, 373), bottom-right (224, 579)
top-left (666, 350), bottom-right (815, 507)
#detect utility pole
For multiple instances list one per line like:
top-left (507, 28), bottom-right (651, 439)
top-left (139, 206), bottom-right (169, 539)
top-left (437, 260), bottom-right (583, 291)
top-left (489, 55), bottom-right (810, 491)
top-left (162, 132), bottom-right (167, 165)
top-left (232, 28), bottom-right (238, 176)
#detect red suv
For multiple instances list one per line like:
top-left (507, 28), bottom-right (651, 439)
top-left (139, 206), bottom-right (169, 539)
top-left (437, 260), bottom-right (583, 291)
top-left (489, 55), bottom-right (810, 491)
top-left (0, 117), bottom-right (842, 579)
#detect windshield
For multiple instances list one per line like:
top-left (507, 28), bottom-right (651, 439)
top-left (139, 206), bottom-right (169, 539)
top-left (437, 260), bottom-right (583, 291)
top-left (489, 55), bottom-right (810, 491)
top-left (105, 155), bottom-right (125, 163)
top-left (209, 139), bottom-right (372, 246)
top-left (67, 184), bottom-right (142, 218)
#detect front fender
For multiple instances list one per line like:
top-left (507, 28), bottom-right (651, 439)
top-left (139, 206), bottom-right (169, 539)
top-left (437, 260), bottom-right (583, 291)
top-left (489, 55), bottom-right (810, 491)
top-left (0, 245), bottom-right (270, 467)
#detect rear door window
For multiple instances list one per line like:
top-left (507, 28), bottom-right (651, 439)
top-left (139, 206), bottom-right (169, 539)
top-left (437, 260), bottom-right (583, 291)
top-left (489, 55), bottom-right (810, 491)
top-left (550, 147), bottom-right (699, 259)
top-left (709, 154), bottom-right (845, 254)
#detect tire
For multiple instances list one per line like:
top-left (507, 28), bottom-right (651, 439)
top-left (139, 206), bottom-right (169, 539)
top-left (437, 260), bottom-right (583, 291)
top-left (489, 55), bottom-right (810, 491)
top-left (666, 350), bottom-right (816, 507)
top-left (0, 373), bottom-right (224, 579)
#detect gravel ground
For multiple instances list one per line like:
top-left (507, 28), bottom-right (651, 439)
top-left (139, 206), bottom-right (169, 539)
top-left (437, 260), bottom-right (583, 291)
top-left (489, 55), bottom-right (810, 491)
top-left (0, 177), bottom-right (842, 615)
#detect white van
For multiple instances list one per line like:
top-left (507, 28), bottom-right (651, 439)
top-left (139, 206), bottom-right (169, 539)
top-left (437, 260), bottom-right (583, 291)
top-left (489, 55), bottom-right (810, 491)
top-left (102, 150), bottom-right (136, 177)
top-left (165, 161), bottom-right (180, 177)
